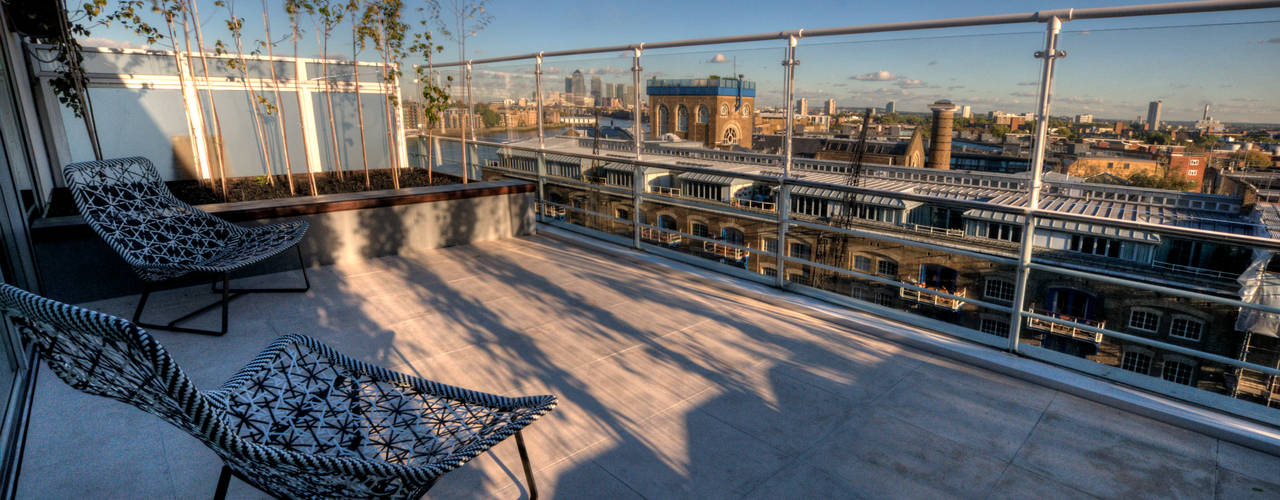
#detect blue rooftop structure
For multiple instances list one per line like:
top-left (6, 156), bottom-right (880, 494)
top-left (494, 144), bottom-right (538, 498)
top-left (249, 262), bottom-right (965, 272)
top-left (646, 78), bottom-right (756, 97)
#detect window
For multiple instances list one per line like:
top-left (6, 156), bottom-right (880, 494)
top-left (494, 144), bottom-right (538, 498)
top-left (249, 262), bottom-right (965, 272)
top-left (677, 105), bottom-right (689, 132)
top-left (875, 293), bottom-right (894, 307)
top-left (854, 256), bottom-right (872, 272)
top-left (615, 208), bottom-right (630, 221)
top-left (723, 228), bottom-right (745, 245)
top-left (1121, 351), bottom-right (1152, 375)
top-left (741, 104), bottom-right (751, 117)
top-left (1128, 309), bottom-right (1160, 332)
top-left (1187, 169), bottom-right (1198, 176)
top-left (984, 279), bottom-right (1016, 303)
top-left (762, 267), bottom-right (777, 277)
top-left (1190, 159), bottom-right (1200, 166)
top-left (720, 103), bottom-right (729, 116)
top-left (723, 126), bottom-right (739, 145)
top-left (658, 214), bottom-right (678, 230)
top-left (1169, 317), bottom-right (1204, 342)
top-left (877, 260), bottom-right (898, 278)
top-left (789, 242), bottom-right (811, 260)
top-left (764, 237), bottom-right (778, 254)
top-left (1161, 360), bottom-right (1195, 385)
top-left (691, 222), bottom-right (710, 238)
top-left (657, 105), bottom-right (669, 134)
top-left (697, 105), bottom-right (709, 123)
top-left (980, 318), bottom-right (1010, 337)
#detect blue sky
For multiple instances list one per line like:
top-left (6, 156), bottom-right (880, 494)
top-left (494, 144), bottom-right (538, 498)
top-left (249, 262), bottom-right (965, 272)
top-left (84, 0), bottom-right (1280, 123)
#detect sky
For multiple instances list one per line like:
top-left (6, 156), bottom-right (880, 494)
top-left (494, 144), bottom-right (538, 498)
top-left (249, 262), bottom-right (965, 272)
top-left (82, 0), bottom-right (1280, 124)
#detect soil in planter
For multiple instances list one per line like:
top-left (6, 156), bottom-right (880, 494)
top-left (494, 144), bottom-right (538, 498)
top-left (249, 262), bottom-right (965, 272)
top-left (46, 168), bottom-right (463, 217)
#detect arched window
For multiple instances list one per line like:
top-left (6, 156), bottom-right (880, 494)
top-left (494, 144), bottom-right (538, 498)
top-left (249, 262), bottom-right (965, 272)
top-left (720, 103), bottom-right (729, 116)
top-left (657, 105), bottom-right (669, 135)
top-left (658, 215), bottom-right (678, 230)
top-left (722, 125), bottom-right (739, 145)
top-left (722, 227), bottom-right (745, 245)
top-left (697, 105), bottom-right (709, 123)
top-left (677, 105), bottom-right (689, 132)
top-left (741, 104), bottom-right (751, 118)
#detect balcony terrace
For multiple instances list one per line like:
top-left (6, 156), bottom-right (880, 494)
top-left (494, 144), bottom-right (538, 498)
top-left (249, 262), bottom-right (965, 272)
top-left (17, 231), bottom-right (1280, 498)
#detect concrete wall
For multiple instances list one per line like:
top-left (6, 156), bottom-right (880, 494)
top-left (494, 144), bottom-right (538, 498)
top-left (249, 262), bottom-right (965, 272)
top-left (32, 180), bottom-right (534, 303)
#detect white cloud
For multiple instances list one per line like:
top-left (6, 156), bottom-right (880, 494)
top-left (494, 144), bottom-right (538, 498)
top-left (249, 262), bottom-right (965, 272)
top-left (851, 70), bottom-right (898, 81)
top-left (708, 53), bottom-right (729, 63)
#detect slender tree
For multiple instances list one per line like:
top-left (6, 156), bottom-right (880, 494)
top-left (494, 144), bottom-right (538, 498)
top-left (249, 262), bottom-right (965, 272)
top-left (408, 7), bottom-right (450, 184)
top-left (312, 0), bottom-right (347, 181)
top-left (214, 0), bottom-right (276, 187)
top-left (153, 1), bottom-right (207, 185)
top-left (261, 0), bottom-right (296, 195)
top-left (365, 0), bottom-right (408, 189)
top-left (285, 0), bottom-right (320, 195)
top-left (434, 0), bottom-right (491, 184)
top-left (185, 0), bottom-right (230, 199)
top-left (349, 0), bottom-right (372, 188)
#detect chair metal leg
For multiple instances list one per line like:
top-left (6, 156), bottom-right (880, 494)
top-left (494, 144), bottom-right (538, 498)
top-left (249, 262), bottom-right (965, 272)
top-left (138, 246), bottom-right (310, 336)
top-left (133, 273), bottom-right (236, 336)
top-left (213, 465), bottom-right (231, 500)
top-left (515, 431), bottom-right (539, 500)
top-left (211, 245), bottom-right (311, 294)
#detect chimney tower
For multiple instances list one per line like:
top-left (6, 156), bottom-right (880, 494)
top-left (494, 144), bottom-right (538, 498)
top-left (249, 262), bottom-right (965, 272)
top-left (927, 100), bottom-right (958, 170)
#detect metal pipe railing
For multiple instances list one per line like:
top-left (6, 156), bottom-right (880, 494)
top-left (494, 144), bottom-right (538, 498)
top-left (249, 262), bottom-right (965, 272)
top-left (437, 0), bottom-right (1280, 425)
top-left (430, 0), bottom-right (1280, 67)
top-left (438, 135), bottom-right (1280, 252)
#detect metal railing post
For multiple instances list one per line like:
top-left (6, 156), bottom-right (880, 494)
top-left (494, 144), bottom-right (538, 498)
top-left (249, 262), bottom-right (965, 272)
top-left (1008, 17), bottom-right (1064, 352)
top-left (776, 33), bottom-right (800, 288)
top-left (463, 60), bottom-right (474, 183)
top-left (631, 46), bottom-right (644, 249)
top-left (534, 54), bottom-right (547, 222)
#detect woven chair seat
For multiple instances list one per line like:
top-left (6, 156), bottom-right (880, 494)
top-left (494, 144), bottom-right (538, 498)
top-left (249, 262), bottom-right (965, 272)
top-left (62, 157), bottom-right (308, 282)
top-left (0, 284), bottom-right (557, 498)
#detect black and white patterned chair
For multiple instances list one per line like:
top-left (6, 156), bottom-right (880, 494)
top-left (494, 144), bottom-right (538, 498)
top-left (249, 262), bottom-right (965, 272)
top-left (63, 156), bottom-right (310, 336)
top-left (0, 283), bottom-right (557, 499)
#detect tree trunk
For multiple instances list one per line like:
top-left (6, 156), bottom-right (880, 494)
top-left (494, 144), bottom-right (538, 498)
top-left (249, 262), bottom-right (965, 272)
top-left (262, 0), bottom-right (295, 195)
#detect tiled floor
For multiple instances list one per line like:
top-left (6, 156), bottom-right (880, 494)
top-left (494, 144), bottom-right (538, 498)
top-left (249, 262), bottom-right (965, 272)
top-left (17, 234), bottom-right (1280, 499)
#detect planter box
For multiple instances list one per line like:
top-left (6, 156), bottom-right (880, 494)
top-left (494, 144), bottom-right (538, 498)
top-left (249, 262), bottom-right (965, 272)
top-left (31, 180), bottom-right (535, 302)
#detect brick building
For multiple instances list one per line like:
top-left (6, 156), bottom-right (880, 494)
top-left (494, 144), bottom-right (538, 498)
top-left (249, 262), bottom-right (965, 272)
top-left (647, 78), bottom-right (755, 150)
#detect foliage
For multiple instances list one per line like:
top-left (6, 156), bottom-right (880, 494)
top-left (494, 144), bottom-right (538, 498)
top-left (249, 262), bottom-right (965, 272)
top-left (1238, 150), bottom-right (1274, 168)
top-left (357, 0), bottom-right (409, 107)
top-left (211, 0), bottom-right (274, 114)
top-left (989, 124), bottom-right (1010, 140)
top-left (1126, 172), bottom-right (1195, 192)
top-left (406, 7), bottom-right (451, 127)
top-left (7, 0), bottom-right (160, 118)
top-left (473, 103), bottom-right (500, 127)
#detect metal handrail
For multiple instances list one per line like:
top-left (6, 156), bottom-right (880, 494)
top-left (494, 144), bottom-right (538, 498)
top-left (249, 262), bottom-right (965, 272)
top-left (435, 135), bottom-right (1280, 252)
top-left (429, 1), bottom-right (1280, 67)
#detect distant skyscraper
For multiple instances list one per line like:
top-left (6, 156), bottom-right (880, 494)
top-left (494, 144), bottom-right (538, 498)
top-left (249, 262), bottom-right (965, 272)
top-left (564, 77), bottom-right (573, 95)
top-left (604, 83), bottom-right (615, 103)
top-left (590, 76), bottom-right (603, 100)
top-left (824, 99), bottom-right (836, 115)
top-left (1203, 103), bottom-right (1211, 121)
top-left (1147, 100), bottom-right (1163, 131)
top-left (624, 85), bottom-right (636, 106)
top-left (795, 98), bottom-right (808, 115)
top-left (960, 105), bottom-right (972, 119)
top-left (571, 70), bottom-right (586, 97)
top-left (886, 100), bottom-right (897, 114)
top-left (614, 83), bottom-right (624, 100)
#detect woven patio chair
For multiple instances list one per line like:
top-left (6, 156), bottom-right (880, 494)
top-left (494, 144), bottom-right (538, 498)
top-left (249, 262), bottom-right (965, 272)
top-left (0, 283), bottom-right (557, 499)
top-left (62, 156), bottom-right (310, 336)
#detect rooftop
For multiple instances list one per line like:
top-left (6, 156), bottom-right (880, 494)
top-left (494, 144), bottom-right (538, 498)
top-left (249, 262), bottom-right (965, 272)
top-left (18, 232), bottom-right (1280, 498)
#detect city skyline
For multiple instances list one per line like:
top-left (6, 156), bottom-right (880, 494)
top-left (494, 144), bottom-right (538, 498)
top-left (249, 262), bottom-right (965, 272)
top-left (82, 1), bottom-right (1280, 124)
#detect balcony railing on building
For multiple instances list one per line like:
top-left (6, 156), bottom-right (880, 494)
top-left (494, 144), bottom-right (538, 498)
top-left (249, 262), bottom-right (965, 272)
top-left (1024, 307), bottom-right (1106, 344)
top-left (899, 284), bottom-right (967, 311)
top-left (702, 241), bottom-right (746, 261)
top-left (640, 227), bottom-right (681, 246)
